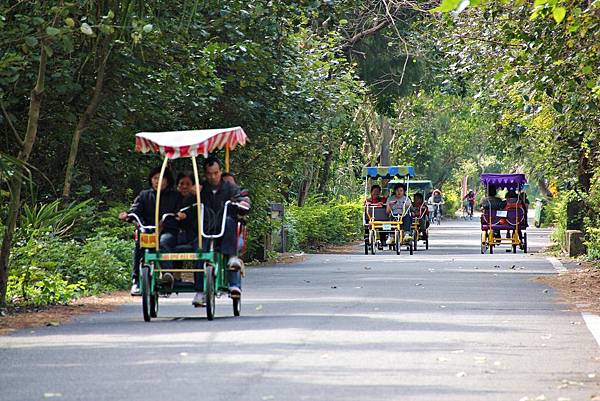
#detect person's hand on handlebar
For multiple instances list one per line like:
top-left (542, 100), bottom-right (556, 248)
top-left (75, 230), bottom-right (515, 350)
top-left (176, 211), bottom-right (187, 220)
top-left (118, 211), bottom-right (128, 221)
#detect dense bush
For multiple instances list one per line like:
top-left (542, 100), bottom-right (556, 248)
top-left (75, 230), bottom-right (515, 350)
top-left (7, 233), bottom-right (132, 305)
top-left (286, 198), bottom-right (363, 250)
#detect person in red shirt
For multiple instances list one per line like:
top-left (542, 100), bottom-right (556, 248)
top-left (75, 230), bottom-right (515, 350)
top-left (366, 184), bottom-right (387, 205)
top-left (412, 192), bottom-right (429, 234)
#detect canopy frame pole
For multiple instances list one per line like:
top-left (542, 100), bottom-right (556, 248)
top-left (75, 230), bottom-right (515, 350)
top-left (155, 157), bottom-right (169, 251)
top-left (225, 144), bottom-right (230, 173)
top-left (191, 156), bottom-right (202, 243)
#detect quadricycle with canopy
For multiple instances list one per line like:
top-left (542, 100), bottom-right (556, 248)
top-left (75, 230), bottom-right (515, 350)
top-left (125, 127), bottom-right (249, 322)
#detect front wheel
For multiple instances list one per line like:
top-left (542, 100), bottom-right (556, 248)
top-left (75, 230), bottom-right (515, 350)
top-left (523, 232), bottom-right (528, 253)
top-left (141, 265), bottom-right (152, 322)
top-left (205, 264), bottom-right (216, 321)
top-left (233, 297), bottom-right (241, 317)
top-left (394, 230), bottom-right (400, 255)
top-left (409, 240), bottom-right (414, 255)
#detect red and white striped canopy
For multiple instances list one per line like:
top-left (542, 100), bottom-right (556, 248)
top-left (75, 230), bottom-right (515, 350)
top-left (135, 127), bottom-right (248, 159)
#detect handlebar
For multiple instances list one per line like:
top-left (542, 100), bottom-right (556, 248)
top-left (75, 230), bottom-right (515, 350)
top-left (126, 212), bottom-right (176, 232)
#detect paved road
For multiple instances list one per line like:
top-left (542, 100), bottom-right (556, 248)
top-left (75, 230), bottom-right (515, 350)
top-left (2, 220), bottom-right (600, 401)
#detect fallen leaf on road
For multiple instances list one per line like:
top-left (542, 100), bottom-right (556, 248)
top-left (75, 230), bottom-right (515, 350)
top-left (364, 266), bottom-right (371, 270)
top-left (543, 289), bottom-right (550, 293)
top-left (45, 322), bottom-right (59, 327)
top-left (570, 321), bottom-right (582, 325)
top-left (331, 286), bottom-right (337, 289)
top-left (455, 371), bottom-right (466, 377)
top-left (511, 265), bottom-right (516, 269)
top-left (255, 305), bottom-right (263, 311)
top-left (415, 283), bottom-right (423, 286)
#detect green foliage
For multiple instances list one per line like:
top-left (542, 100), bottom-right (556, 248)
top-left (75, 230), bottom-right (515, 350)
top-left (7, 233), bottom-right (132, 305)
top-left (286, 198), bottom-right (363, 250)
top-left (20, 199), bottom-right (93, 239)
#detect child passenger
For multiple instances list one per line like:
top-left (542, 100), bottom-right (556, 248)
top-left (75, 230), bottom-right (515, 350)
top-left (386, 183), bottom-right (413, 241)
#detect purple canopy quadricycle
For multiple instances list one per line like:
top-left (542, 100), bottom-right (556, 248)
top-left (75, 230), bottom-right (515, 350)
top-left (480, 173), bottom-right (529, 254)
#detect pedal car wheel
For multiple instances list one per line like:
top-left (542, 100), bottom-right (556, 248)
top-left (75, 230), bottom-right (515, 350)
top-left (413, 231), bottom-right (418, 251)
top-left (233, 297), bottom-right (241, 317)
top-left (141, 266), bottom-right (152, 322)
top-left (409, 240), bottom-right (414, 255)
top-left (364, 240), bottom-right (369, 255)
top-left (425, 232), bottom-right (429, 250)
top-left (490, 245), bottom-right (494, 254)
top-left (523, 232), bottom-right (528, 253)
top-left (512, 244), bottom-right (517, 254)
top-left (150, 292), bottom-right (158, 318)
top-left (394, 230), bottom-right (400, 255)
top-left (205, 264), bottom-right (216, 321)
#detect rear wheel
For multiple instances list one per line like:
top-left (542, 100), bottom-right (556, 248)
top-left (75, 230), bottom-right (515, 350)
top-left (523, 232), bottom-right (528, 253)
top-left (413, 231), bottom-right (418, 251)
top-left (409, 240), bottom-right (414, 255)
top-left (512, 244), bottom-right (517, 253)
top-left (205, 264), bottom-right (216, 321)
top-left (364, 240), bottom-right (369, 255)
top-left (490, 245), bottom-right (494, 254)
top-left (425, 233), bottom-right (429, 250)
top-left (394, 230), bottom-right (400, 255)
top-left (370, 231), bottom-right (376, 255)
top-left (141, 266), bottom-right (152, 322)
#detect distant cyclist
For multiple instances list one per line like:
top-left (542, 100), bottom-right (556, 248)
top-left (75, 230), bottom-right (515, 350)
top-left (463, 189), bottom-right (476, 217)
top-left (428, 189), bottom-right (445, 223)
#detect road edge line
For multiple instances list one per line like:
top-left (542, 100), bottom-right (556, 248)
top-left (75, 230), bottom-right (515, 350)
top-left (547, 256), bottom-right (567, 273)
top-left (582, 313), bottom-right (600, 348)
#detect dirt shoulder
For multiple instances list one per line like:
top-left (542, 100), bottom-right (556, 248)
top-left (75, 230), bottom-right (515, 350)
top-left (536, 260), bottom-right (600, 314)
top-left (0, 291), bottom-right (133, 336)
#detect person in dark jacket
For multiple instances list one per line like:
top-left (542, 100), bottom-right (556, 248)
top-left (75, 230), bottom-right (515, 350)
top-left (119, 166), bottom-right (184, 295)
top-left (183, 156), bottom-right (248, 306)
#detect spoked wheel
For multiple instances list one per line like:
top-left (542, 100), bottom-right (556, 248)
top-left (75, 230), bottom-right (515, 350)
top-left (233, 297), bottom-right (241, 317)
top-left (141, 265), bottom-right (152, 322)
top-left (394, 230), bottom-right (400, 255)
top-left (523, 232), bottom-right (528, 253)
top-left (205, 264), bottom-right (216, 321)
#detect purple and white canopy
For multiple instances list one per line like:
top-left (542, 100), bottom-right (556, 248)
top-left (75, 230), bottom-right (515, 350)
top-left (480, 173), bottom-right (527, 189)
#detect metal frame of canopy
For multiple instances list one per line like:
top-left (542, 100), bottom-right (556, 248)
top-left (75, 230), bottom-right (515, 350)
top-left (135, 127), bottom-right (248, 246)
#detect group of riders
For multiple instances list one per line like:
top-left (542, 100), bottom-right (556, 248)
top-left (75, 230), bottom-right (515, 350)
top-left (365, 183), bottom-right (445, 248)
top-left (118, 156), bottom-right (250, 306)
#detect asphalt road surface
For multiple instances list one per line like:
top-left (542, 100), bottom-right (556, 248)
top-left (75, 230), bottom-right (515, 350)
top-left (2, 219), bottom-right (600, 401)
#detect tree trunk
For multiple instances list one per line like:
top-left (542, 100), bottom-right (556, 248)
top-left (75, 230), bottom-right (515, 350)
top-left (317, 150), bottom-right (333, 194)
top-left (380, 115), bottom-right (391, 166)
top-left (62, 48), bottom-right (109, 198)
top-left (0, 45), bottom-right (48, 306)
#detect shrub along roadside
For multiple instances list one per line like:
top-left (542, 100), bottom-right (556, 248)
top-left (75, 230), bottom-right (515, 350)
top-left (285, 198), bottom-right (363, 250)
